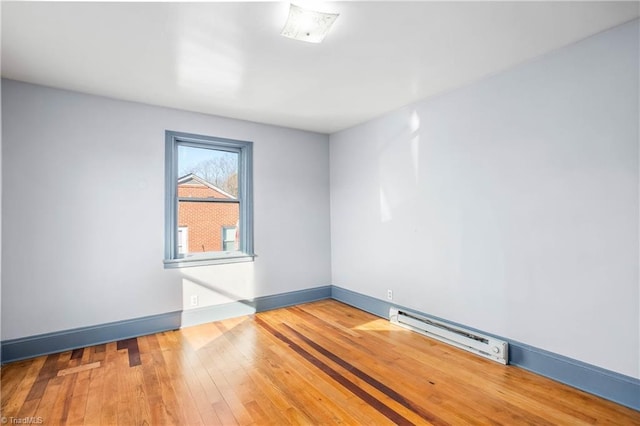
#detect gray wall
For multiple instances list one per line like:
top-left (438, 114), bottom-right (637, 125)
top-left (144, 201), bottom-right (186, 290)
top-left (1, 79), bottom-right (331, 340)
top-left (330, 20), bottom-right (639, 378)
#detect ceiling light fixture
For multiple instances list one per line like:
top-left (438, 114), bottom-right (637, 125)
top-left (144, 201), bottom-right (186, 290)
top-left (280, 3), bottom-right (339, 43)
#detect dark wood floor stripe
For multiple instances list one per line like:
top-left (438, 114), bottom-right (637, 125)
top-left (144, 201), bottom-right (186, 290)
top-left (70, 348), bottom-right (84, 360)
top-left (288, 307), bottom-right (559, 426)
top-left (282, 322), bottom-right (449, 426)
top-left (25, 353), bottom-right (60, 401)
top-left (255, 317), bottom-right (415, 426)
top-left (127, 338), bottom-right (141, 367)
top-left (116, 337), bottom-right (141, 367)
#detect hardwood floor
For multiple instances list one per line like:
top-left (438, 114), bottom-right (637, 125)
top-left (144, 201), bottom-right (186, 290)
top-left (1, 300), bottom-right (639, 425)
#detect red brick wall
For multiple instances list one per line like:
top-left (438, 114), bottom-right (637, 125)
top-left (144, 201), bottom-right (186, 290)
top-left (178, 181), bottom-right (239, 253)
top-left (178, 183), bottom-right (230, 199)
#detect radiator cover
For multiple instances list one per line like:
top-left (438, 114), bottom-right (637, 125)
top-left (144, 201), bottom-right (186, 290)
top-left (390, 307), bottom-right (508, 364)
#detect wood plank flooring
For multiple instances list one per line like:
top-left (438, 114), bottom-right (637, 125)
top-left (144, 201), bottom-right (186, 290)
top-left (1, 300), bottom-right (639, 425)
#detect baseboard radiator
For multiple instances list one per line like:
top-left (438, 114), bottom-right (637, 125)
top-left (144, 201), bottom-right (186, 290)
top-left (389, 307), bottom-right (508, 364)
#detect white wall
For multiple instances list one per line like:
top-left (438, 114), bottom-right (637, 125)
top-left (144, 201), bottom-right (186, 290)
top-left (1, 79), bottom-right (331, 340)
top-left (330, 20), bottom-right (639, 378)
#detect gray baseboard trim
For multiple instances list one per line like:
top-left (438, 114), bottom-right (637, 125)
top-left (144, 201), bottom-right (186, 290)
top-left (182, 285), bottom-right (332, 327)
top-left (252, 285), bottom-right (332, 312)
top-left (331, 285), bottom-right (640, 411)
top-left (1, 310), bottom-right (182, 364)
top-left (508, 342), bottom-right (640, 411)
top-left (1, 285), bottom-right (332, 364)
top-left (181, 301), bottom-right (257, 328)
top-left (331, 285), bottom-right (391, 318)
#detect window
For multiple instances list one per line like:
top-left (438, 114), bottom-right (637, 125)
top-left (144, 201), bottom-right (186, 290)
top-left (165, 131), bottom-right (254, 268)
top-left (222, 226), bottom-right (238, 251)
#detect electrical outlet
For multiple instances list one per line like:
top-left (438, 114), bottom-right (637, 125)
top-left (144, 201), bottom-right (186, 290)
top-left (387, 289), bottom-right (393, 300)
top-left (190, 295), bottom-right (198, 307)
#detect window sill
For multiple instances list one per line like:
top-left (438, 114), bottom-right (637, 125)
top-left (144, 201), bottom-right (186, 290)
top-left (164, 253), bottom-right (255, 269)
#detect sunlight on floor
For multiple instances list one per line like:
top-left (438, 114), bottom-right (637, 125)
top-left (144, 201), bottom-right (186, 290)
top-left (182, 315), bottom-right (254, 351)
top-left (351, 318), bottom-right (411, 332)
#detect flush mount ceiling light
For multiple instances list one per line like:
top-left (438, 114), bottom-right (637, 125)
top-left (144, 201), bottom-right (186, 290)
top-left (280, 3), bottom-right (339, 43)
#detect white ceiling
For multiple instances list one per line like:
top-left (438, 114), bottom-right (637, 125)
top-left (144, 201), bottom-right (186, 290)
top-left (2, 1), bottom-right (638, 134)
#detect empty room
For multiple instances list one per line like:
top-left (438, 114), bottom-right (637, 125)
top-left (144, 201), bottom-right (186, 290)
top-left (1, 1), bottom-right (639, 424)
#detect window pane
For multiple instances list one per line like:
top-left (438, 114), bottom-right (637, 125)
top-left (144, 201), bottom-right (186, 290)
top-left (177, 201), bottom-right (240, 254)
top-left (176, 144), bottom-right (240, 255)
top-left (178, 145), bottom-right (238, 198)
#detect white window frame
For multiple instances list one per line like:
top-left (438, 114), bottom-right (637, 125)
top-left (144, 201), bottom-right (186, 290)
top-left (177, 226), bottom-right (189, 255)
top-left (164, 130), bottom-right (254, 268)
top-left (222, 225), bottom-right (238, 252)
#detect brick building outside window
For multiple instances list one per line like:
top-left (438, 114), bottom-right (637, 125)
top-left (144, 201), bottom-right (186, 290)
top-left (177, 173), bottom-right (239, 254)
